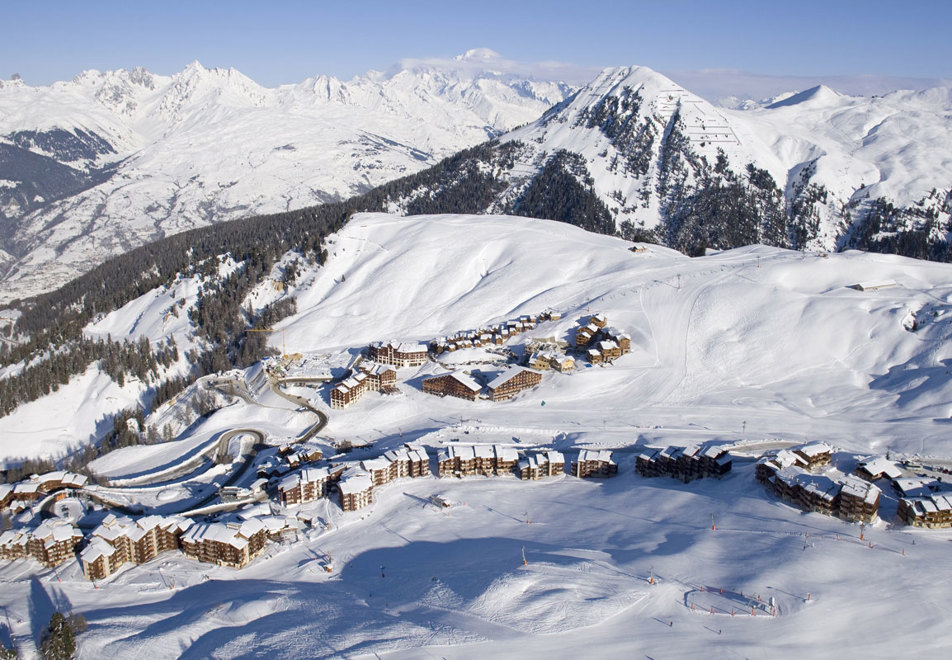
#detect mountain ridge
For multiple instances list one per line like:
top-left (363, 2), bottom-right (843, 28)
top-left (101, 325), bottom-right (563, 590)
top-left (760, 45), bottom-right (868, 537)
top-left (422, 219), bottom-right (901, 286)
top-left (0, 57), bottom-right (575, 303)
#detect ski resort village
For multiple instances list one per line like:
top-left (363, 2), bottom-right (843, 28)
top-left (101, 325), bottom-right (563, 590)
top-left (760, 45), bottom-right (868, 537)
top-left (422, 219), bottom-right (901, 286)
top-left (3, 212), bottom-right (952, 657)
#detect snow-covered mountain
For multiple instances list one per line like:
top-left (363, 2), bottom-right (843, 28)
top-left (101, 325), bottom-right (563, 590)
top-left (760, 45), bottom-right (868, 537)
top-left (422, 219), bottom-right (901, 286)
top-left (382, 66), bottom-right (952, 257)
top-left (0, 51), bottom-right (574, 303)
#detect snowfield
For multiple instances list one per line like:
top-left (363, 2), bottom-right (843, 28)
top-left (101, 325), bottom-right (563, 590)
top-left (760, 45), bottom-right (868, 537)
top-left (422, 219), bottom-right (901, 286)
top-left (5, 212), bottom-right (952, 656)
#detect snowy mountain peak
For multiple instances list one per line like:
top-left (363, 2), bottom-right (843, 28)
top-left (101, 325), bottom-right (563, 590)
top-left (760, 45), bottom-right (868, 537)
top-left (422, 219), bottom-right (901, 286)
top-left (767, 84), bottom-right (842, 108)
top-left (0, 55), bottom-right (577, 303)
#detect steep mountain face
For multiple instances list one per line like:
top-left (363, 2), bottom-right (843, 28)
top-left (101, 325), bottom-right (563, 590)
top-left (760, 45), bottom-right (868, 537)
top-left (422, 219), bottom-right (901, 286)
top-left (0, 53), bottom-right (574, 302)
top-left (380, 66), bottom-right (952, 259)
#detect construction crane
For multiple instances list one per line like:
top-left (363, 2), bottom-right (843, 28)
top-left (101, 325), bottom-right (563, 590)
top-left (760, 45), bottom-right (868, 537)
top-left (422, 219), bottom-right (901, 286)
top-left (246, 327), bottom-right (300, 364)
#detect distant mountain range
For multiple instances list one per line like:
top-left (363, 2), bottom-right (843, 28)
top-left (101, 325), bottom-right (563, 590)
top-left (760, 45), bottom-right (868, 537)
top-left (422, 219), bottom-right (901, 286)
top-left (1, 55), bottom-right (950, 304)
top-left (378, 66), bottom-right (952, 258)
top-left (0, 51), bottom-right (573, 302)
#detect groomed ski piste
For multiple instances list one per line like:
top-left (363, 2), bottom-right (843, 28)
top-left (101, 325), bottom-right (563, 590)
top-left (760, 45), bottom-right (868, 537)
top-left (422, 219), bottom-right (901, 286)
top-left (4, 212), bottom-right (952, 657)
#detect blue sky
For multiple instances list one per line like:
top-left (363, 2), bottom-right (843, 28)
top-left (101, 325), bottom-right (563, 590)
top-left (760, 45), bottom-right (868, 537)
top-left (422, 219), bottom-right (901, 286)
top-left (3, 0), bottom-right (949, 93)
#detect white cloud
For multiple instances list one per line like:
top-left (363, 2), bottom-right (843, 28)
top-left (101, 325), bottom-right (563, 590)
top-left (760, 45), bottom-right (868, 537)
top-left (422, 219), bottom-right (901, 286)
top-left (393, 49), bottom-right (602, 84)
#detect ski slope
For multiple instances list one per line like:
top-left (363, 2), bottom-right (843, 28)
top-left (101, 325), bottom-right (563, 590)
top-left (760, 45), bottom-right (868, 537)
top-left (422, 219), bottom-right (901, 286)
top-left (5, 212), bottom-right (952, 656)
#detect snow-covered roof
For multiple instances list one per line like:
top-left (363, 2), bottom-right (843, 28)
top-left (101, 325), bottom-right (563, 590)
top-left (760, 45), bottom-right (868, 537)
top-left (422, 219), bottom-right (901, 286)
top-left (893, 478), bottom-right (934, 498)
top-left (699, 445), bottom-right (729, 459)
top-left (840, 476), bottom-right (880, 504)
top-left (495, 446), bottom-right (518, 462)
top-left (34, 520), bottom-right (80, 543)
top-left (546, 451), bottom-right (564, 464)
top-left (339, 474), bottom-right (373, 495)
top-left (362, 457), bottom-right (391, 472)
top-left (488, 366), bottom-right (536, 389)
top-left (81, 538), bottom-right (117, 563)
top-left (450, 371), bottom-right (481, 391)
top-left (796, 442), bottom-right (832, 458)
top-left (578, 449), bottom-right (614, 464)
top-left (857, 456), bottom-right (903, 480)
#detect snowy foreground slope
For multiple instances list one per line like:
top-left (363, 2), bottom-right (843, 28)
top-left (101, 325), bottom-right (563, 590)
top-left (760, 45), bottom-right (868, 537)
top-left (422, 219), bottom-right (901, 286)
top-left (4, 213), bottom-right (952, 657)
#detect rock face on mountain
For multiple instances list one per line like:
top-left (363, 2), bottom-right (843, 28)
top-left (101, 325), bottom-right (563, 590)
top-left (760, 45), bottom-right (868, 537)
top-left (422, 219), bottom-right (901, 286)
top-left (379, 66), bottom-right (951, 259)
top-left (0, 54), bottom-right (574, 302)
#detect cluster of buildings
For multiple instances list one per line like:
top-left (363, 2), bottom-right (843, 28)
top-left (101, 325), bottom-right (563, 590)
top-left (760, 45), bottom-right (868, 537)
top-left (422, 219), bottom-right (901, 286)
top-left (851, 456), bottom-right (952, 529)
top-left (0, 470), bottom-right (88, 511)
top-left (428, 310), bottom-right (562, 354)
top-left (0, 520), bottom-right (83, 567)
top-left (277, 444), bottom-right (431, 513)
top-left (571, 315), bottom-right (631, 364)
top-left (179, 515), bottom-right (299, 569)
top-left (756, 444), bottom-right (880, 523)
top-left (330, 362), bottom-right (398, 409)
top-left (528, 350), bottom-right (575, 373)
top-left (897, 493), bottom-right (952, 528)
top-left (368, 341), bottom-right (428, 367)
top-left (636, 445), bottom-right (733, 482)
top-left (256, 442), bottom-right (325, 480)
top-left (517, 451), bottom-right (565, 480)
top-left (436, 444), bottom-right (519, 478)
top-left (422, 366), bottom-right (543, 403)
top-left (80, 514), bottom-right (193, 579)
top-left (570, 449), bottom-right (618, 478)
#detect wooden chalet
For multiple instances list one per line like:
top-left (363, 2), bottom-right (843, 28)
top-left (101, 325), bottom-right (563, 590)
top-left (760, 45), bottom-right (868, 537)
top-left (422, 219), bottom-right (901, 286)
top-left (587, 348), bottom-right (603, 364)
top-left (855, 456), bottom-right (903, 482)
top-left (636, 445), bottom-right (732, 483)
top-left (488, 367), bottom-right (542, 402)
top-left (81, 514), bottom-right (191, 579)
top-left (591, 314), bottom-right (608, 328)
top-left (494, 446), bottom-right (519, 475)
top-left (474, 445), bottom-right (496, 475)
top-left (330, 372), bottom-right (369, 409)
top-left (26, 521), bottom-right (83, 567)
top-left (837, 476), bottom-right (881, 522)
top-left (793, 443), bottom-right (833, 470)
top-left (755, 449), bottom-right (808, 483)
top-left (339, 473), bottom-right (374, 512)
top-left (603, 328), bottom-right (632, 353)
top-left (278, 467), bottom-right (331, 506)
top-left (358, 362), bottom-right (398, 390)
top-left (6, 470), bottom-right (88, 506)
top-left (529, 352), bottom-right (553, 371)
top-left (517, 451), bottom-right (565, 480)
top-left (180, 519), bottom-right (268, 568)
top-left (369, 341), bottom-right (427, 367)
top-left (362, 456), bottom-right (399, 487)
top-left (761, 465), bottom-right (880, 523)
top-left (438, 444), bottom-right (517, 478)
top-left (575, 326), bottom-right (596, 347)
top-left (596, 340), bottom-right (622, 362)
top-left (550, 354), bottom-right (575, 372)
top-left (571, 449), bottom-right (618, 478)
top-left (0, 529), bottom-right (29, 562)
top-left (898, 494), bottom-right (952, 528)
top-left (80, 539), bottom-right (122, 581)
top-left (422, 371), bottom-right (482, 401)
